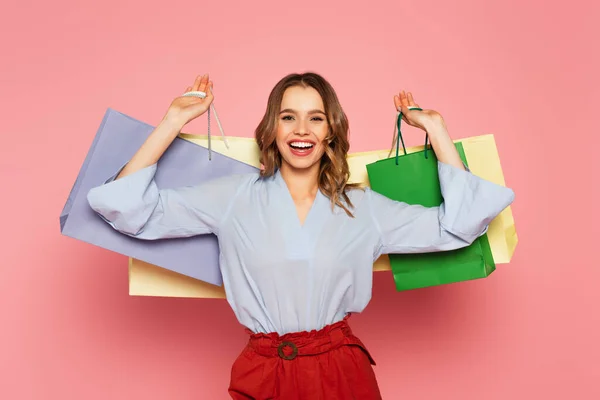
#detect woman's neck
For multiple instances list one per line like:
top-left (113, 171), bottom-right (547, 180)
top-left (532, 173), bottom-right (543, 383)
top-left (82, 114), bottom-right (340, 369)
top-left (279, 163), bottom-right (320, 200)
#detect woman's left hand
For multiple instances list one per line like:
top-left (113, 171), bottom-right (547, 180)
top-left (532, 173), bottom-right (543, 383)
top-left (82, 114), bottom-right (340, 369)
top-left (393, 90), bottom-right (444, 132)
top-left (394, 90), bottom-right (465, 169)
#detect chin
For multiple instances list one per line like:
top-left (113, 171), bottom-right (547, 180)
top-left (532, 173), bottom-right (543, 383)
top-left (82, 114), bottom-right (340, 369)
top-left (288, 161), bottom-right (319, 171)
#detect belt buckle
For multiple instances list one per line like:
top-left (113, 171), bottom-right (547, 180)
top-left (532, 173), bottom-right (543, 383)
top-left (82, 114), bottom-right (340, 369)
top-left (277, 341), bottom-right (298, 360)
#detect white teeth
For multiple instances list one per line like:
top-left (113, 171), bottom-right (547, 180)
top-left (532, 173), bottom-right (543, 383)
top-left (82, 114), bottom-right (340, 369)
top-left (289, 142), bottom-right (314, 149)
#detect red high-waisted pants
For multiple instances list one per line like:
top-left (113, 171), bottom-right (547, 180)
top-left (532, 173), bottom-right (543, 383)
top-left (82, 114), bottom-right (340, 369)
top-left (228, 315), bottom-right (382, 399)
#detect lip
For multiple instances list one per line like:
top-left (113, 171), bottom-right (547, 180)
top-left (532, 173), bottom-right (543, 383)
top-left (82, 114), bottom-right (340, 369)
top-left (287, 139), bottom-right (316, 157)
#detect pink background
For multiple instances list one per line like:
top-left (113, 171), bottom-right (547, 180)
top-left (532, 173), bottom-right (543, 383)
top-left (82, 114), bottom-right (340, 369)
top-left (2, 0), bottom-right (598, 398)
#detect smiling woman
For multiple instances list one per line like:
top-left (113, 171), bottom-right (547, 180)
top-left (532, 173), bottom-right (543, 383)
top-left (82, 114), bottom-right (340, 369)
top-left (255, 73), bottom-right (362, 218)
top-left (86, 71), bottom-right (515, 399)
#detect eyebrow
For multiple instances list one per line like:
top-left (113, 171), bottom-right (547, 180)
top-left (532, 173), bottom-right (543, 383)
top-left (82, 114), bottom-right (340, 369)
top-left (279, 108), bottom-right (326, 115)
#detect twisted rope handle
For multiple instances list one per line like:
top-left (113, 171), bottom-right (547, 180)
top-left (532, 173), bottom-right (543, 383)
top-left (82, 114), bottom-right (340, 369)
top-left (387, 106), bottom-right (429, 165)
top-left (181, 90), bottom-right (229, 160)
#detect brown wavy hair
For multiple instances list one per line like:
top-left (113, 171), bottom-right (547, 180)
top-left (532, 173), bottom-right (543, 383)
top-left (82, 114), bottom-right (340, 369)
top-left (255, 72), bottom-right (362, 217)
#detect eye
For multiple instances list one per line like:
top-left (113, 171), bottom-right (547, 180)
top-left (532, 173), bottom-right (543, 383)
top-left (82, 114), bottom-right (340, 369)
top-left (311, 117), bottom-right (324, 122)
top-left (281, 115), bottom-right (294, 121)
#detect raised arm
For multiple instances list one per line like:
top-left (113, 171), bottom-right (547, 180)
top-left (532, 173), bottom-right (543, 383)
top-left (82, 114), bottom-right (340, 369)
top-left (86, 74), bottom-right (242, 240)
top-left (368, 90), bottom-right (515, 256)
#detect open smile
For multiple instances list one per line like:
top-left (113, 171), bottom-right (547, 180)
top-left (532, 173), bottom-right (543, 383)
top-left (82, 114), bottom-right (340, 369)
top-left (288, 140), bottom-right (316, 156)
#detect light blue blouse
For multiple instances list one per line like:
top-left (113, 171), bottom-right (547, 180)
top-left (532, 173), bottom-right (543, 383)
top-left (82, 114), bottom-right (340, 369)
top-left (87, 161), bottom-right (514, 334)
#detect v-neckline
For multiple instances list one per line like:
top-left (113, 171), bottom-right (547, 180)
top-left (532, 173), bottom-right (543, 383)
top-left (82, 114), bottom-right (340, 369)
top-left (274, 169), bottom-right (323, 230)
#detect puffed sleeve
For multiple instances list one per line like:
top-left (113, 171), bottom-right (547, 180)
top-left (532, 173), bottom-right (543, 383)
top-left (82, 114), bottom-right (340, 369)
top-left (368, 161), bottom-right (515, 256)
top-left (86, 162), bottom-right (244, 239)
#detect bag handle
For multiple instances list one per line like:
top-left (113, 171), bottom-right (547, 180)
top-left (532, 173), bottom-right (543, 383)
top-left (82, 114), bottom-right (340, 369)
top-left (387, 106), bottom-right (430, 165)
top-left (182, 90), bottom-right (229, 160)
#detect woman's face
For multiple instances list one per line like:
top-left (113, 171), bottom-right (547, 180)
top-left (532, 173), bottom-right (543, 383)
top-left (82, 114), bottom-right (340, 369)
top-left (276, 85), bottom-right (329, 173)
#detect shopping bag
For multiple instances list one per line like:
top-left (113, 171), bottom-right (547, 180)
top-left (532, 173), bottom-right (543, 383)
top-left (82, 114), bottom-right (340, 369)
top-left (459, 136), bottom-right (517, 263)
top-left (365, 114), bottom-right (496, 291)
top-left (60, 108), bottom-right (258, 286)
top-left (129, 258), bottom-right (227, 298)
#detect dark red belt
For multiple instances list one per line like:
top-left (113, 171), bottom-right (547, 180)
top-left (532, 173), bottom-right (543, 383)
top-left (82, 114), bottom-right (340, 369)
top-left (244, 315), bottom-right (376, 364)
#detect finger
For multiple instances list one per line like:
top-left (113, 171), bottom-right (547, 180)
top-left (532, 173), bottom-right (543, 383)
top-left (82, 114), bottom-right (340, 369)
top-left (205, 81), bottom-right (214, 101)
top-left (198, 73), bottom-right (209, 93)
top-left (184, 86), bottom-right (192, 93)
top-left (393, 95), bottom-right (402, 111)
top-left (399, 90), bottom-right (409, 108)
top-left (407, 92), bottom-right (416, 107)
top-left (192, 74), bottom-right (203, 92)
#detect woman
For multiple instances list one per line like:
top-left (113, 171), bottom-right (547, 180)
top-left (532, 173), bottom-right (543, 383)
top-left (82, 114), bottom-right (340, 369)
top-left (87, 72), bottom-right (514, 399)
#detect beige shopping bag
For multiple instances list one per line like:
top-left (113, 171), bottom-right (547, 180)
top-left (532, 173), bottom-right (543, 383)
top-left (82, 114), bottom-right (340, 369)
top-left (128, 133), bottom-right (516, 298)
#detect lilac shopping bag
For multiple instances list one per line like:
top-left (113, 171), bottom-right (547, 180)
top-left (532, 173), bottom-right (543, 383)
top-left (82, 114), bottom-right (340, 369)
top-left (60, 108), bottom-right (258, 286)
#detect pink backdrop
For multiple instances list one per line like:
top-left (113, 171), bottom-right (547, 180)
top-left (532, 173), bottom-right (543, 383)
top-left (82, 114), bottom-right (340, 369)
top-left (2, 0), bottom-right (598, 398)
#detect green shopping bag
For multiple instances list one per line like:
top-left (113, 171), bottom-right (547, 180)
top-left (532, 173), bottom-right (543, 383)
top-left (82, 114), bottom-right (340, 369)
top-left (366, 110), bottom-right (495, 291)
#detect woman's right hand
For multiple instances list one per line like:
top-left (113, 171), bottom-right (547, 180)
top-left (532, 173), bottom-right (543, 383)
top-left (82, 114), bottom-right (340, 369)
top-left (164, 74), bottom-right (214, 127)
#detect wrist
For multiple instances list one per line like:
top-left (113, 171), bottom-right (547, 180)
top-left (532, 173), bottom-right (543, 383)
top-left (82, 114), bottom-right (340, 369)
top-left (160, 113), bottom-right (186, 133)
top-left (423, 114), bottom-right (447, 137)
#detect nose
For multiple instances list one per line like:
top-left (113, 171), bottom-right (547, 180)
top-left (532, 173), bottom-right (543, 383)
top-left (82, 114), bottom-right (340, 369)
top-left (295, 118), bottom-right (309, 135)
